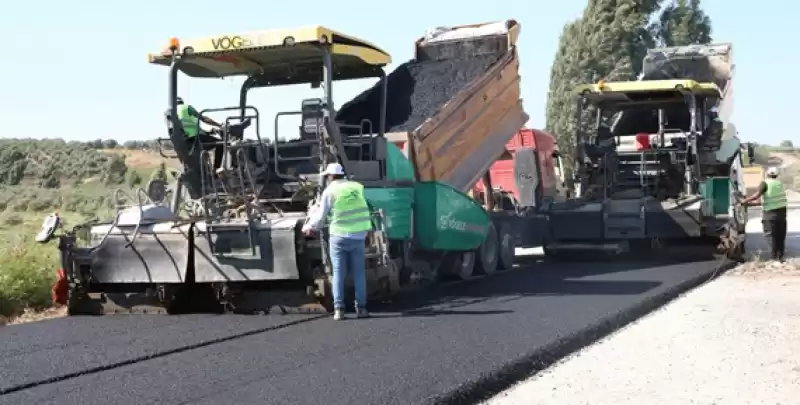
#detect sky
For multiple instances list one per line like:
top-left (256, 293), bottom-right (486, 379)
top-left (0, 0), bottom-right (796, 146)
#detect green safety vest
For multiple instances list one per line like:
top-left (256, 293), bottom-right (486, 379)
top-left (327, 180), bottom-right (373, 235)
top-left (177, 105), bottom-right (199, 138)
top-left (762, 178), bottom-right (788, 211)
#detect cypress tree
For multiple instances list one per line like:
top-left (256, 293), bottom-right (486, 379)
top-left (657, 0), bottom-right (713, 46)
top-left (545, 21), bottom-right (588, 184)
top-left (546, 0), bottom-right (659, 183)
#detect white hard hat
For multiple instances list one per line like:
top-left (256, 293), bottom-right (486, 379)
top-left (321, 163), bottom-right (345, 176)
top-left (766, 166), bottom-right (780, 177)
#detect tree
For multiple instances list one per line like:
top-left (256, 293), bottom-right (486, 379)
top-left (123, 140), bottom-right (143, 150)
top-left (40, 174), bottom-right (60, 189)
top-left (104, 154), bottom-right (128, 185)
top-left (151, 162), bottom-right (169, 182)
top-left (656, 0), bottom-right (712, 47)
top-left (144, 140), bottom-right (161, 150)
top-left (0, 160), bottom-right (26, 186)
top-left (580, 0), bottom-right (661, 81)
top-left (102, 139), bottom-right (119, 149)
top-left (545, 20), bottom-right (588, 184)
top-left (545, 0), bottom-right (660, 185)
top-left (127, 170), bottom-right (143, 188)
top-left (39, 163), bottom-right (61, 189)
top-left (780, 140), bottom-right (794, 148)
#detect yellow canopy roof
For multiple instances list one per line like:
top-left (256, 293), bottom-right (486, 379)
top-left (574, 79), bottom-right (722, 103)
top-left (148, 26), bottom-right (392, 84)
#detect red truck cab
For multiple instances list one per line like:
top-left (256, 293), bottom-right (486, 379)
top-left (472, 128), bottom-right (565, 207)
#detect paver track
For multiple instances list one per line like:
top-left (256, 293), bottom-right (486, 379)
top-left (0, 257), bottom-right (732, 405)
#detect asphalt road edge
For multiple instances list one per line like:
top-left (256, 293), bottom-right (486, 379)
top-left (430, 259), bottom-right (737, 405)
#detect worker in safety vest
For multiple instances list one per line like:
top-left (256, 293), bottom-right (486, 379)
top-left (302, 163), bottom-right (374, 320)
top-left (740, 166), bottom-right (788, 262)
top-left (165, 98), bottom-right (225, 170)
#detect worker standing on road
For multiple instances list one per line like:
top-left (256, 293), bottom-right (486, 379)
top-left (740, 166), bottom-right (788, 262)
top-left (302, 163), bottom-right (373, 320)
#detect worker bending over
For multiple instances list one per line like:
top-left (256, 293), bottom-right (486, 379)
top-left (740, 166), bottom-right (788, 262)
top-left (302, 163), bottom-right (373, 320)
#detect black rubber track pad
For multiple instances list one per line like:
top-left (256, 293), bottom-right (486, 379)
top-left (0, 258), bottom-right (729, 405)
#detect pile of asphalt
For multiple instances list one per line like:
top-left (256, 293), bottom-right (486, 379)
top-left (335, 52), bottom-right (504, 135)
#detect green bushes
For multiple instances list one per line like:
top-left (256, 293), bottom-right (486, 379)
top-left (0, 218), bottom-right (60, 317)
top-left (0, 186), bottom-right (110, 215)
top-left (0, 138), bottom-right (171, 319)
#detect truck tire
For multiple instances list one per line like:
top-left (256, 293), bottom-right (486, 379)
top-left (458, 252), bottom-right (476, 280)
top-left (496, 222), bottom-right (515, 270)
top-left (476, 221), bottom-right (499, 275)
top-left (439, 252), bottom-right (475, 281)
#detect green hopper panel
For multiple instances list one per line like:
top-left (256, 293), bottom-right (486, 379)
top-left (413, 181), bottom-right (489, 251)
top-left (365, 187), bottom-right (414, 240)
top-left (385, 142), bottom-right (415, 181)
top-left (700, 177), bottom-right (731, 216)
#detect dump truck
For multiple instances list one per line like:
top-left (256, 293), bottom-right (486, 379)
top-left (470, 128), bottom-right (568, 204)
top-left (36, 20), bottom-right (561, 315)
top-left (542, 43), bottom-right (747, 259)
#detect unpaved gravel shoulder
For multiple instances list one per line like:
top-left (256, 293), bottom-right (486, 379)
top-left (482, 275), bottom-right (800, 405)
top-left (4, 307), bottom-right (66, 325)
top-left (482, 207), bottom-right (800, 405)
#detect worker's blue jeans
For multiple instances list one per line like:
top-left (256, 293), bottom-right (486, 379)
top-left (329, 235), bottom-right (368, 310)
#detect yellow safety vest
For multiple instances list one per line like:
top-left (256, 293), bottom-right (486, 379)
top-left (178, 105), bottom-right (199, 138)
top-left (762, 178), bottom-right (788, 211)
top-left (326, 180), bottom-right (373, 235)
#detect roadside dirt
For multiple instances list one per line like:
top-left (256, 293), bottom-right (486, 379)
top-left (3, 307), bottom-right (67, 326)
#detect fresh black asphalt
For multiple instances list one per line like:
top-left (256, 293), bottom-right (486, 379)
top-left (0, 314), bottom-right (320, 394)
top-left (0, 256), bottom-right (731, 405)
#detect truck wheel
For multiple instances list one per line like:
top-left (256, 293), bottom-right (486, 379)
top-left (476, 221), bottom-right (499, 275)
top-left (497, 222), bottom-right (515, 270)
top-left (451, 252), bottom-right (475, 280)
top-left (459, 252), bottom-right (476, 279)
top-left (439, 252), bottom-right (475, 281)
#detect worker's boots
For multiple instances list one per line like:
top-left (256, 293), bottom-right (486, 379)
top-left (333, 308), bottom-right (345, 321)
top-left (332, 308), bottom-right (369, 320)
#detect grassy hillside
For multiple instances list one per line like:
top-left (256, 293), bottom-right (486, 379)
top-left (0, 138), bottom-right (178, 317)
